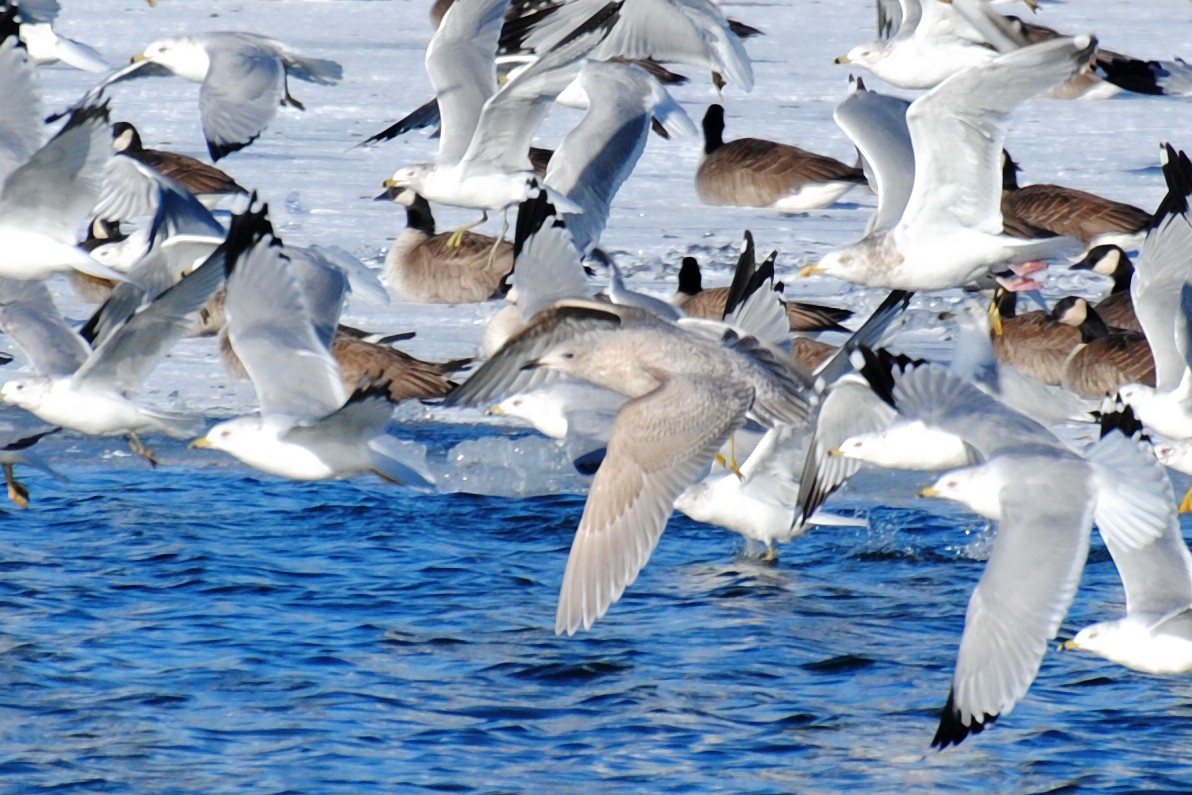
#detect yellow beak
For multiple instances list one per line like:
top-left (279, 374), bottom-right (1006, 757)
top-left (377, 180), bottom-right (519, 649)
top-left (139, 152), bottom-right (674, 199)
top-left (834, 55), bottom-right (851, 65)
top-left (827, 447), bottom-right (844, 457)
top-left (1061, 639), bottom-right (1079, 651)
top-left (382, 178), bottom-right (401, 188)
top-left (485, 404), bottom-right (506, 417)
top-left (131, 53), bottom-right (147, 63)
top-left (189, 437), bottom-right (212, 450)
top-left (988, 299), bottom-right (1005, 336)
top-left (917, 486), bottom-right (940, 498)
top-left (800, 264), bottom-right (824, 278)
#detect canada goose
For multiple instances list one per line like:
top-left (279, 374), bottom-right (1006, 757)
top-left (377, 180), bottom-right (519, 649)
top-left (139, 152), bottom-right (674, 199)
top-left (1069, 244), bottom-right (1140, 332)
top-left (218, 324), bottom-right (466, 403)
top-left (673, 256), bottom-right (853, 332)
top-left (111, 122), bottom-right (247, 206)
top-left (1051, 296), bottom-right (1154, 398)
top-left (382, 189), bottom-right (513, 304)
top-left (1000, 152), bottom-right (1149, 247)
top-left (695, 104), bottom-right (866, 211)
top-left (989, 288), bottom-right (1082, 385)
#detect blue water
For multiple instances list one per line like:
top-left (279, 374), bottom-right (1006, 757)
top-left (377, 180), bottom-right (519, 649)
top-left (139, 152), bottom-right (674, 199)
top-left (2, 427), bottom-right (1192, 793)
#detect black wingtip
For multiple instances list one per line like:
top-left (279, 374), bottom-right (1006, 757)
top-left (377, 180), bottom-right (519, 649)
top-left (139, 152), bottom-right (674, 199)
top-left (722, 230), bottom-right (757, 318)
top-left (930, 690), bottom-right (998, 750)
top-left (219, 196), bottom-right (278, 277)
top-left (854, 345), bottom-right (924, 408)
top-left (1, 3), bottom-right (20, 45)
top-left (58, 99), bottom-right (111, 135)
top-left (1153, 143), bottom-right (1192, 226)
top-left (512, 189), bottom-right (560, 261)
top-left (207, 133), bottom-right (258, 163)
top-left (1095, 53), bottom-right (1168, 96)
top-left (1096, 402), bottom-right (1147, 442)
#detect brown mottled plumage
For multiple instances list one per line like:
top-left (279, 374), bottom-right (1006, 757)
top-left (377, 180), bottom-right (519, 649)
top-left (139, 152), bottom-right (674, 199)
top-left (112, 122), bottom-right (246, 201)
top-left (989, 289), bottom-right (1081, 385)
top-left (1001, 153), bottom-right (1149, 245)
top-left (1051, 296), bottom-right (1154, 398)
top-left (695, 105), bottom-right (865, 210)
top-left (383, 190), bottom-right (512, 304)
top-left (219, 326), bottom-right (467, 403)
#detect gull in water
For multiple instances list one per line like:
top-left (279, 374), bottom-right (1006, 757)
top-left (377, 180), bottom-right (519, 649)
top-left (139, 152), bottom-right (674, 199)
top-left (1060, 410), bottom-right (1192, 674)
top-left (62, 31), bottom-right (342, 160)
top-left (446, 212), bottom-right (815, 633)
top-left (192, 206), bottom-right (432, 486)
top-left (882, 364), bottom-right (1172, 748)
top-left (0, 243), bottom-right (228, 464)
top-left (803, 36), bottom-right (1094, 291)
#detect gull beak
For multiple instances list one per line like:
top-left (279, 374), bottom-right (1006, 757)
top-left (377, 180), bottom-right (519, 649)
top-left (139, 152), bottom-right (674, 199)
top-left (520, 360), bottom-right (543, 371)
top-left (486, 404), bottom-right (506, 417)
top-left (1060, 639), bottom-right (1079, 651)
top-left (131, 53), bottom-right (147, 63)
top-left (189, 437), bottom-right (212, 450)
top-left (834, 55), bottom-right (851, 65)
top-left (827, 447), bottom-right (844, 457)
top-left (917, 485), bottom-right (940, 498)
top-left (800, 264), bottom-right (824, 278)
top-left (382, 178), bottom-right (402, 189)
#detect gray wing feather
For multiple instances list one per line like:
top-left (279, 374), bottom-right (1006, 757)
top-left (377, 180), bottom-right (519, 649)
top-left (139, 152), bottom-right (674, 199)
top-left (199, 43), bottom-right (284, 157)
top-left (0, 278), bottom-right (89, 376)
top-left (0, 30), bottom-right (42, 181)
top-left (225, 233), bottom-right (346, 419)
top-left (1132, 199), bottom-right (1192, 391)
top-left (556, 373), bottom-right (752, 635)
top-left (833, 78), bottom-right (912, 235)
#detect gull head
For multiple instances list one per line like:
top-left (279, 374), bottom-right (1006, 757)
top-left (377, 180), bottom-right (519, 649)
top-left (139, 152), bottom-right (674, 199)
top-left (918, 463), bottom-right (1003, 520)
top-left (383, 165), bottom-right (432, 193)
top-left (0, 378), bottom-right (51, 411)
top-left (1115, 382), bottom-right (1154, 410)
top-left (1154, 440), bottom-right (1192, 473)
top-left (803, 248), bottom-right (863, 283)
top-left (192, 417), bottom-right (267, 457)
top-left (488, 393), bottom-right (569, 439)
top-left (135, 36), bottom-right (210, 82)
top-left (835, 45), bottom-right (879, 67)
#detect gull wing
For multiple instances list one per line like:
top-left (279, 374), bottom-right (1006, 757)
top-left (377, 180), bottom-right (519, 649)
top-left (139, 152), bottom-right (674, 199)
top-left (426, 0), bottom-right (508, 164)
top-left (222, 207), bottom-right (347, 419)
top-left (199, 37), bottom-right (285, 160)
top-left (833, 76), bottom-right (912, 234)
top-left (0, 278), bottom-right (89, 376)
top-left (901, 36), bottom-right (1095, 235)
top-left (546, 60), bottom-right (693, 255)
top-left (933, 456), bottom-right (1092, 748)
top-left (0, 6), bottom-right (43, 180)
top-left (1132, 145), bottom-right (1192, 391)
top-left (556, 373), bottom-right (753, 635)
top-left (72, 235), bottom-right (229, 395)
top-left (0, 101), bottom-right (110, 243)
top-left (461, 11), bottom-right (617, 174)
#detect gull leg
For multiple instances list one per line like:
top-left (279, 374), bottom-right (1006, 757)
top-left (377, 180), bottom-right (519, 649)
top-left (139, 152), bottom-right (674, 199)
top-left (762, 543), bottom-right (778, 563)
top-left (4, 464), bottom-right (28, 509)
top-left (1179, 486), bottom-right (1192, 514)
top-left (485, 210), bottom-right (510, 271)
top-left (127, 433), bottom-right (158, 468)
top-left (728, 434), bottom-right (745, 480)
top-left (446, 211), bottom-right (489, 249)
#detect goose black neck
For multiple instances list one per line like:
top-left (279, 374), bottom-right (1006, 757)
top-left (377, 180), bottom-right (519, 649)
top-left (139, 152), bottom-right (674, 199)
top-left (406, 194), bottom-right (435, 236)
top-left (702, 105), bottom-right (725, 155)
top-left (677, 257), bottom-right (702, 295)
top-left (1001, 150), bottom-right (1020, 191)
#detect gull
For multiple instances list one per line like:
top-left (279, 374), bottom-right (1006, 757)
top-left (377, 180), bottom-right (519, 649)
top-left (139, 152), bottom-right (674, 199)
top-left (885, 365), bottom-right (1172, 748)
top-left (0, 243), bottom-right (228, 464)
top-left (695, 104), bottom-right (866, 211)
top-left (192, 206), bottom-right (432, 485)
top-left (1059, 411), bottom-right (1192, 674)
top-left (383, 0), bottom-right (613, 241)
top-left (61, 32), bottom-right (342, 160)
top-left (445, 218), bottom-right (815, 634)
top-left (803, 36), bottom-right (1094, 291)
top-left (836, 0), bottom-right (1033, 90)
top-left (0, 15), bottom-right (127, 283)
top-left (15, 0), bottom-right (107, 73)
top-left (1114, 147), bottom-right (1192, 439)
top-left (545, 59), bottom-right (695, 256)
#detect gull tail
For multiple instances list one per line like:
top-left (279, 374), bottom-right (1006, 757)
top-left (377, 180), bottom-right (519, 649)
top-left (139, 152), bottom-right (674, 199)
top-left (368, 435), bottom-right (435, 489)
